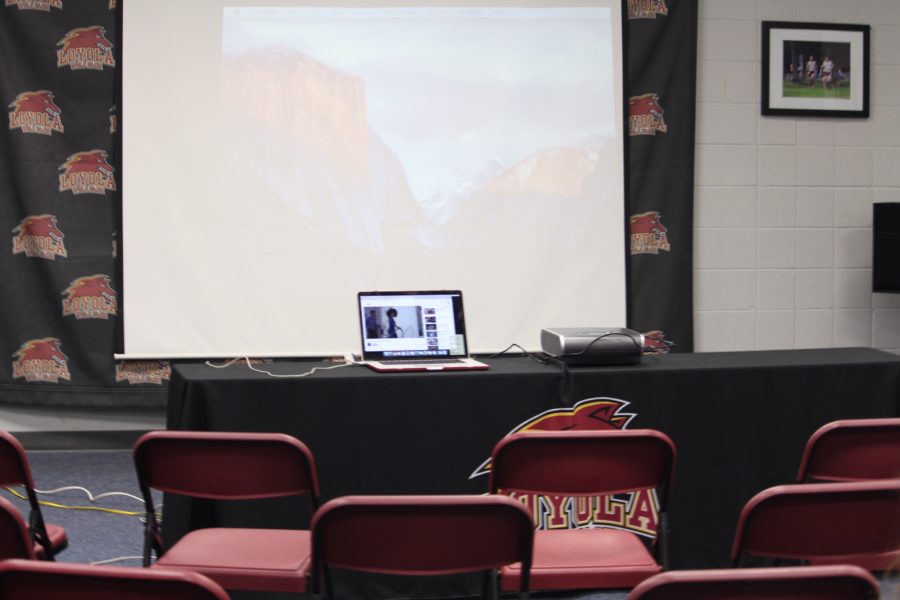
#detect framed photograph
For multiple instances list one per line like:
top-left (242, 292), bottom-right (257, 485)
top-left (761, 21), bottom-right (870, 118)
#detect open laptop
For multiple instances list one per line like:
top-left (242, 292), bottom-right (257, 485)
top-left (357, 290), bottom-right (489, 372)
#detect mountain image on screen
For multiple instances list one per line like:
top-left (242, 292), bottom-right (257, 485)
top-left (221, 46), bottom-right (612, 264)
top-left (222, 48), bottom-right (426, 256)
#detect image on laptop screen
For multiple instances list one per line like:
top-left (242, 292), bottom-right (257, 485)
top-left (358, 291), bottom-right (472, 361)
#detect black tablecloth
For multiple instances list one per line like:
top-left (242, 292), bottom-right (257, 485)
top-left (564, 348), bottom-right (900, 568)
top-left (165, 348), bottom-right (900, 597)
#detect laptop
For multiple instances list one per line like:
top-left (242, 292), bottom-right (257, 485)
top-left (357, 290), bottom-right (489, 372)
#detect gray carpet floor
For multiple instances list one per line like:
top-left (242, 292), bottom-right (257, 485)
top-left (0, 450), bottom-right (148, 566)
top-left (1, 450), bottom-right (896, 600)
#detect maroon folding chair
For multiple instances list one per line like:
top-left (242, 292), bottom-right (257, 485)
top-left (134, 431), bottom-right (319, 594)
top-left (627, 565), bottom-right (880, 600)
top-left (311, 494), bottom-right (534, 600)
top-left (797, 417), bottom-right (900, 482)
top-left (731, 479), bottom-right (900, 569)
top-left (0, 495), bottom-right (37, 560)
top-left (0, 558), bottom-right (230, 599)
top-left (795, 417), bottom-right (900, 570)
top-left (0, 430), bottom-right (68, 559)
top-left (488, 429), bottom-right (676, 591)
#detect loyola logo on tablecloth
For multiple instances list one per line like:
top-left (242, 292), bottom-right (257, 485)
top-left (470, 398), bottom-right (661, 538)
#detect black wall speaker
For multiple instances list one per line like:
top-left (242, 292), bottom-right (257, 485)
top-left (873, 203), bottom-right (900, 293)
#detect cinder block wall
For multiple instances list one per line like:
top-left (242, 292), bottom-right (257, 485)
top-left (694, 0), bottom-right (900, 352)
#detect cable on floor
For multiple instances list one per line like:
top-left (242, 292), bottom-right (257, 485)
top-left (3, 486), bottom-right (158, 518)
top-left (90, 555), bottom-right (145, 566)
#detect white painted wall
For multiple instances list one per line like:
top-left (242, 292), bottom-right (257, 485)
top-left (695, 0), bottom-right (900, 352)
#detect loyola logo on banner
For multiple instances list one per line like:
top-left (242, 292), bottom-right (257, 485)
top-left (630, 211), bottom-right (671, 255)
top-left (4, 0), bottom-right (62, 10)
top-left (115, 361), bottom-right (172, 385)
top-left (62, 275), bottom-right (118, 320)
top-left (627, 0), bottom-right (668, 19)
top-left (12, 338), bottom-right (70, 383)
top-left (642, 330), bottom-right (674, 354)
top-left (12, 215), bottom-right (67, 260)
top-left (57, 26), bottom-right (116, 71)
top-left (58, 150), bottom-right (116, 195)
top-left (8, 90), bottom-right (63, 135)
top-left (628, 93), bottom-right (667, 136)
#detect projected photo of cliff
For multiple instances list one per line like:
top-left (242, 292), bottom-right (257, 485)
top-left (220, 6), bottom-right (618, 261)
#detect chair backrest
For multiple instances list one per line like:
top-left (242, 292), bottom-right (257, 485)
top-left (311, 495), bottom-right (533, 596)
top-left (0, 558), bottom-right (231, 599)
top-left (0, 496), bottom-right (36, 560)
top-left (627, 565), bottom-right (880, 600)
top-left (796, 417), bottom-right (900, 482)
top-left (0, 430), bottom-right (55, 558)
top-left (134, 430), bottom-right (319, 504)
top-left (731, 479), bottom-right (900, 566)
top-left (488, 429), bottom-right (676, 505)
top-left (0, 431), bottom-right (36, 488)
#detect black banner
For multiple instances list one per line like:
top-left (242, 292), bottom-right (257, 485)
top-left (626, 0), bottom-right (697, 353)
top-left (1, 0), bottom-right (166, 406)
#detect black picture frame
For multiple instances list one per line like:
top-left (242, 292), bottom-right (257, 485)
top-left (761, 21), bottom-right (870, 118)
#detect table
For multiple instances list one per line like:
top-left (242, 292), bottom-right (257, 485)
top-left (165, 348), bottom-right (900, 598)
top-left (565, 348), bottom-right (900, 569)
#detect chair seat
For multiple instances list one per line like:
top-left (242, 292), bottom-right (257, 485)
top-left (154, 528), bottom-right (310, 593)
top-left (501, 527), bottom-right (661, 591)
top-left (33, 523), bottom-right (68, 559)
top-left (809, 549), bottom-right (900, 571)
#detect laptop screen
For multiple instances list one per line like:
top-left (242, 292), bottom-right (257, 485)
top-left (358, 291), bottom-right (470, 360)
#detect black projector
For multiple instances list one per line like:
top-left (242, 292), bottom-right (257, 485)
top-left (540, 327), bottom-right (644, 366)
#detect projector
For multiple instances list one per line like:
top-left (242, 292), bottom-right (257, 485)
top-left (541, 327), bottom-right (644, 366)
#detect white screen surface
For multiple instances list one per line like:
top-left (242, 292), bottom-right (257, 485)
top-left (121, 0), bottom-right (626, 358)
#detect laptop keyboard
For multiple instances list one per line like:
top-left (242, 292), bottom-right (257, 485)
top-left (381, 358), bottom-right (464, 365)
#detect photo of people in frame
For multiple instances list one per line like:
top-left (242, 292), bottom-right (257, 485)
top-left (781, 40), bottom-right (851, 99)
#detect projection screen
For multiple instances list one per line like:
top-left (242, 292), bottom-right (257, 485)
top-left (120, 0), bottom-right (626, 358)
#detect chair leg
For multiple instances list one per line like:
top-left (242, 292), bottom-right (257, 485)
top-left (657, 511), bottom-right (669, 571)
top-left (480, 569), bottom-right (494, 600)
top-left (324, 565), bottom-right (336, 600)
top-left (141, 520), bottom-right (155, 567)
top-left (28, 510), bottom-right (55, 561)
